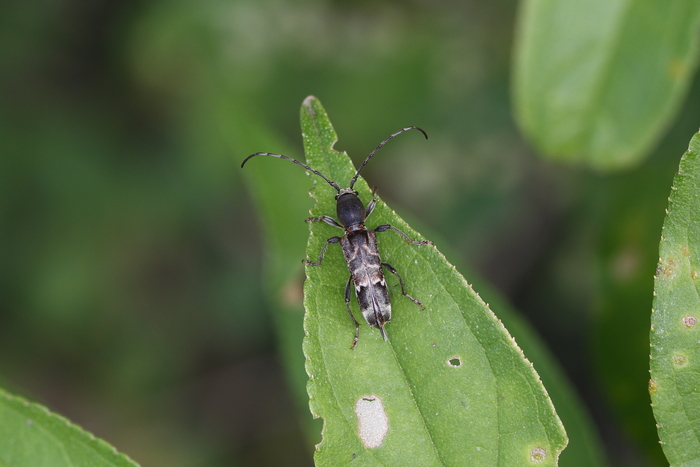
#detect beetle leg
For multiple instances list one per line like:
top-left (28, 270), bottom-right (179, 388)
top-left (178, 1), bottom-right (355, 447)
top-left (374, 224), bottom-right (432, 245)
top-left (381, 262), bottom-right (425, 310)
top-left (303, 236), bottom-right (341, 266)
top-left (345, 276), bottom-right (361, 349)
top-left (365, 187), bottom-right (378, 219)
top-left (306, 215), bottom-right (343, 229)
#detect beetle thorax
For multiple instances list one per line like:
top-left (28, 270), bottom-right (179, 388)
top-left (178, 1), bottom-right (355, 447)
top-left (336, 189), bottom-right (365, 228)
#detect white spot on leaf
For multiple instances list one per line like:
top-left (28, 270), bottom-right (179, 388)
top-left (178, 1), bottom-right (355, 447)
top-left (683, 315), bottom-right (697, 327)
top-left (355, 395), bottom-right (389, 448)
top-left (530, 447), bottom-right (546, 462)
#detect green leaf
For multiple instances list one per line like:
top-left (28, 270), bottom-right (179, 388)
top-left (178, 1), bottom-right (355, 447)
top-left (241, 96), bottom-right (605, 464)
top-left (650, 131), bottom-right (700, 465)
top-left (513, 0), bottom-right (700, 171)
top-left (0, 387), bottom-right (139, 467)
top-left (301, 96), bottom-right (567, 465)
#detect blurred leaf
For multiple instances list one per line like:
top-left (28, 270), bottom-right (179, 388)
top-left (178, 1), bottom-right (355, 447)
top-left (513, 0), bottom-right (700, 171)
top-left (650, 131), bottom-right (700, 465)
top-left (589, 165), bottom-right (670, 465)
top-left (0, 388), bottom-right (139, 467)
top-left (236, 115), bottom-right (320, 443)
top-left (301, 96), bottom-right (567, 465)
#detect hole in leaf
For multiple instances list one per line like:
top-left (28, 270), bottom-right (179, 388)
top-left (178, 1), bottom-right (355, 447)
top-left (447, 356), bottom-right (462, 367)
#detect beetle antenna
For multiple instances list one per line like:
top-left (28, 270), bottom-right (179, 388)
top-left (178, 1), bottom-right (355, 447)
top-left (241, 152), bottom-right (341, 192)
top-left (348, 126), bottom-right (428, 189)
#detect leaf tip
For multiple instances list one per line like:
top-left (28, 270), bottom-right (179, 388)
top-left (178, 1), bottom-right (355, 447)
top-left (302, 95), bottom-right (319, 116)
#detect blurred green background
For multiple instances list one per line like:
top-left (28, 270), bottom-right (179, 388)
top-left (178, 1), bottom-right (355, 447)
top-left (1, 0), bottom-right (698, 465)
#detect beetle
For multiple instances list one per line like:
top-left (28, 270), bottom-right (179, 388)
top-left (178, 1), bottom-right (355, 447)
top-left (241, 126), bottom-right (432, 348)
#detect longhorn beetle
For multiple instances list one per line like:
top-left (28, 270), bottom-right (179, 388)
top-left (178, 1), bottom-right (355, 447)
top-left (241, 126), bottom-right (432, 348)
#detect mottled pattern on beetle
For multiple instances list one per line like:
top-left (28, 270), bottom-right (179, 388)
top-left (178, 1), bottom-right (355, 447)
top-left (340, 229), bottom-right (391, 328)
